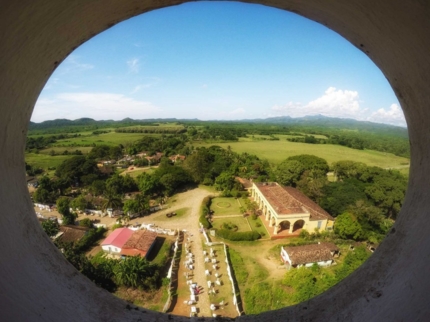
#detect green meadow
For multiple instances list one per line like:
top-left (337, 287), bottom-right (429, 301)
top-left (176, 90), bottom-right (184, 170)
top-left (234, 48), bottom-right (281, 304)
top-left (52, 132), bottom-right (151, 147)
top-left (25, 153), bottom-right (72, 174)
top-left (194, 139), bottom-right (410, 168)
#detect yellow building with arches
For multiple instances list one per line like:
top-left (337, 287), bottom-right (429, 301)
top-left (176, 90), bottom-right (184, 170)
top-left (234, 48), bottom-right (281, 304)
top-left (251, 182), bottom-right (334, 236)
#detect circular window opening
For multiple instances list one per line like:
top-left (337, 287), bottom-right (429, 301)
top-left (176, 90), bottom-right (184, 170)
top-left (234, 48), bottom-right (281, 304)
top-left (28, 2), bottom-right (408, 318)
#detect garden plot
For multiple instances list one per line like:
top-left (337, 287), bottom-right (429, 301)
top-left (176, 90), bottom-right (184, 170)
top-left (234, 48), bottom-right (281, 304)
top-left (211, 197), bottom-right (242, 217)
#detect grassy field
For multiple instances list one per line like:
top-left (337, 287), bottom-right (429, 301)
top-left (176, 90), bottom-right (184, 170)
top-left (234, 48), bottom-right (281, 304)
top-left (211, 197), bottom-right (242, 216)
top-left (226, 240), bottom-right (366, 315)
top-left (150, 207), bottom-right (190, 222)
top-left (26, 153), bottom-right (71, 169)
top-left (52, 132), bottom-right (151, 147)
top-left (246, 216), bottom-right (270, 238)
top-left (194, 139), bottom-right (410, 168)
top-left (242, 134), bottom-right (328, 141)
top-left (212, 217), bottom-right (251, 232)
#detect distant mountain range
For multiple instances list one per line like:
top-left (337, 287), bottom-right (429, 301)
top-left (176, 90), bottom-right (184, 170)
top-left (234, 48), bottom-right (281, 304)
top-left (29, 115), bottom-right (408, 137)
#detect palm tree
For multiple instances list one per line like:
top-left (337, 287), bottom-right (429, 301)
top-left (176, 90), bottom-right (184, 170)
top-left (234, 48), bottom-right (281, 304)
top-left (102, 192), bottom-right (122, 215)
top-left (135, 194), bottom-right (149, 215)
top-left (114, 256), bottom-right (159, 289)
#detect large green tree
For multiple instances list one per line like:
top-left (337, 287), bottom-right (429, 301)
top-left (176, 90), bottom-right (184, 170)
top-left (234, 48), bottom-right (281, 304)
top-left (56, 196), bottom-right (76, 225)
top-left (334, 212), bottom-right (364, 240)
top-left (123, 194), bottom-right (149, 216)
top-left (41, 220), bottom-right (59, 237)
top-left (275, 160), bottom-right (305, 187)
top-left (55, 155), bottom-right (101, 187)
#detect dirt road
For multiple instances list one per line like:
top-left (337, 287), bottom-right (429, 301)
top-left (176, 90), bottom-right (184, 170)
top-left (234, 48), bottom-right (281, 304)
top-left (131, 187), bottom-right (216, 317)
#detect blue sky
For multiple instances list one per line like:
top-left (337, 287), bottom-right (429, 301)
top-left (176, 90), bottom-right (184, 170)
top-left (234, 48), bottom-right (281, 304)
top-left (33, 2), bottom-right (406, 126)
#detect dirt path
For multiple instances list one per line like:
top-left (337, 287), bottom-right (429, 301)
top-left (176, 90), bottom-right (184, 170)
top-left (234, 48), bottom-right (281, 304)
top-left (132, 187), bottom-right (216, 317)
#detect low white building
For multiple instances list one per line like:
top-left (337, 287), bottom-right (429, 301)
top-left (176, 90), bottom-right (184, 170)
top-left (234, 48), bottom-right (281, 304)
top-left (281, 242), bottom-right (340, 269)
top-left (101, 228), bottom-right (133, 254)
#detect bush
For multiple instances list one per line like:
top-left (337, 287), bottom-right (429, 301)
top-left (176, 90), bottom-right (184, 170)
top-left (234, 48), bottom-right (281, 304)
top-left (299, 229), bottom-right (310, 239)
top-left (74, 227), bottom-right (107, 253)
top-left (221, 222), bottom-right (238, 231)
top-left (221, 190), bottom-right (233, 197)
top-left (216, 229), bottom-right (260, 241)
top-left (79, 218), bottom-right (93, 228)
top-left (111, 223), bottom-right (123, 230)
top-left (199, 196), bottom-right (213, 229)
top-left (251, 214), bottom-right (258, 220)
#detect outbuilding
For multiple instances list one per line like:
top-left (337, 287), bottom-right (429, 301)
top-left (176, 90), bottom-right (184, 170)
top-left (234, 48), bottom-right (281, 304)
top-left (281, 242), bottom-right (340, 269)
top-left (101, 227), bottom-right (134, 254)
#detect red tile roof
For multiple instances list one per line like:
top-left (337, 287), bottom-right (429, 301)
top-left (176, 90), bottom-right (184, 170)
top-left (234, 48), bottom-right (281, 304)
top-left (255, 183), bottom-right (334, 220)
top-left (101, 228), bottom-right (133, 248)
top-left (283, 242), bottom-right (339, 266)
top-left (120, 230), bottom-right (157, 257)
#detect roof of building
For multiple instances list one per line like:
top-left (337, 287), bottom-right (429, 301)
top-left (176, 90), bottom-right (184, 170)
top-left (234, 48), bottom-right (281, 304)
top-left (283, 242), bottom-right (339, 266)
top-left (235, 177), bottom-right (253, 189)
top-left (120, 230), bottom-right (157, 257)
top-left (255, 182), bottom-right (334, 221)
top-left (101, 227), bottom-right (133, 248)
top-left (57, 225), bottom-right (89, 243)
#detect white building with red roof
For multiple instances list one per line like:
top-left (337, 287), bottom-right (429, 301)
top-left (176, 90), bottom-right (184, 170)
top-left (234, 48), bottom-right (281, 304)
top-left (101, 227), bottom-right (134, 254)
top-left (101, 228), bottom-right (158, 258)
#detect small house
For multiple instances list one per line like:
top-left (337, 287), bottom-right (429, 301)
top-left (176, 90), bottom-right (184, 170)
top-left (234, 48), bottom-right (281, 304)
top-left (281, 242), bottom-right (340, 269)
top-left (101, 227), bottom-right (134, 254)
top-left (55, 225), bottom-right (90, 244)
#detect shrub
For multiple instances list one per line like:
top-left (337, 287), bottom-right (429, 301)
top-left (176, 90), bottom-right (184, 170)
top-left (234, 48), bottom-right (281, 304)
top-left (74, 227), bottom-right (107, 253)
top-left (216, 229), bottom-right (260, 241)
top-left (299, 229), bottom-right (310, 240)
top-left (199, 196), bottom-right (213, 229)
top-left (111, 223), bottom-right (123, 230)
top-left (255, 222), bottom-right (261, 227)
top-left (79, 218), bottom-right (93, 228)
top-left (251, 214), bottom-right (258, 220)
top-left (221, 222), bottom-right (238, 231)
top-left (221, 190), bottom-right (233, 197)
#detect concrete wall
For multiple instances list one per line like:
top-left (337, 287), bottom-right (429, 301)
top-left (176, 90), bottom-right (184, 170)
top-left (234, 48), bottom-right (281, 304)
top-left (1, 0), bottom-right (430, 321)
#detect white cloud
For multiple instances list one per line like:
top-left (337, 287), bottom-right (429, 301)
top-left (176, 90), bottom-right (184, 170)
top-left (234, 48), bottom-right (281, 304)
top-left (368, 104), bottom-right (406, 127)
top-left (306, 87), bottom-right (362, 117)
top-left (127, 58), bottom-right (140, 73)
top-left (32, 92), bottom-right (161, 122)
top-left (270, 87), bottom-right (406, 126)
top-left (272, 87), bottom-right (364, 119)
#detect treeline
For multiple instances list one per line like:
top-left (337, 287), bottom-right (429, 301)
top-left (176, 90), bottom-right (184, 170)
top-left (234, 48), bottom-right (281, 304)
top-left (28, 118), bottom-right (184, 135)
top-left (26, 133), bottom-right (81, 151)
top-left (115, 126), bottom-right (186, 134)
top-left (287, 131), bottom-right (409, 156)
